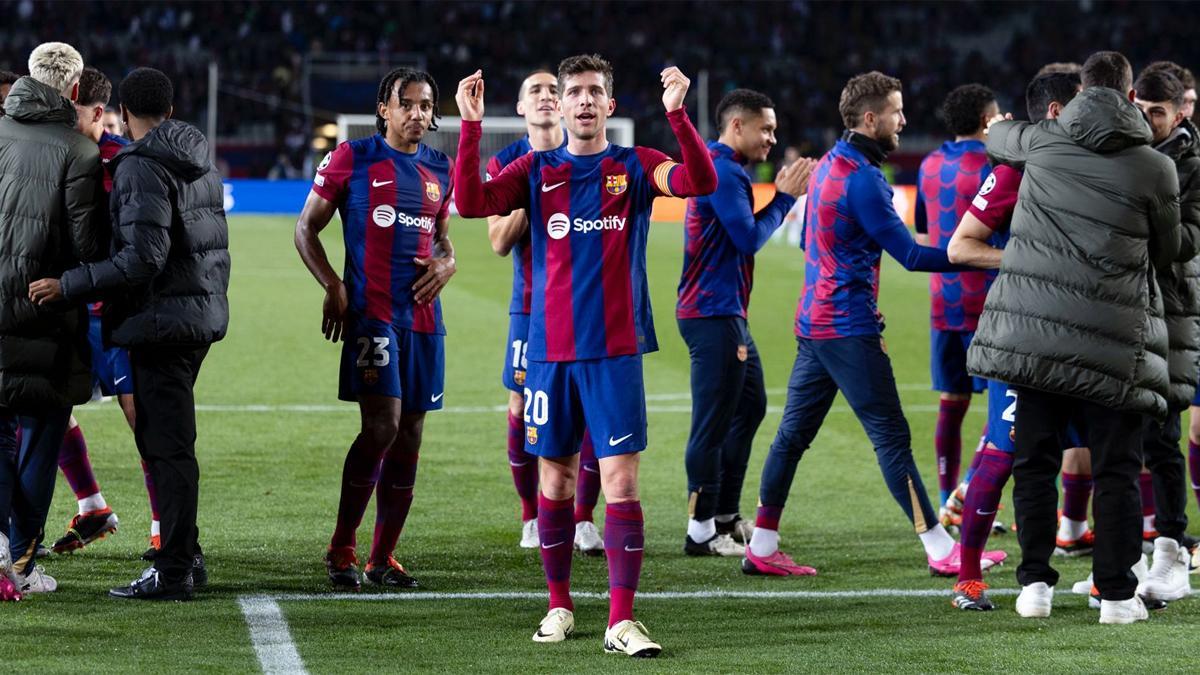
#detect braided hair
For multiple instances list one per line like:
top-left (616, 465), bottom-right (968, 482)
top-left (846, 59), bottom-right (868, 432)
top-left (375, 67), bottom-right (440, 135)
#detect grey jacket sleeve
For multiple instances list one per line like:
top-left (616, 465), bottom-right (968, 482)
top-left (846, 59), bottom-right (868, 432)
top-left (61, 159), bottom-right (172, 302)
top-left (984, 120), bottom-right (1032, 169)
top-left (63, 141), bottom-right (107, 263)
top-left (1148, 158), bottom-right (1182, 272)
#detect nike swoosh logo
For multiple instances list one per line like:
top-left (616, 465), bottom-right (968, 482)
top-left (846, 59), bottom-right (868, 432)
top-left (114, 376), bottom-right (127, 385)
top-left (609, 434), bottom-right (633, 447)
top-left (1192, 481), bottom-right (1200, 490)
top-left (372, 179), bottom-right (394, 187)
top-left (535, 629), bottom-right (554, 638)
top-left (624, 545), bottom-right (643, 552)
top-left (541, 181), bottom-right (566, 192)
top-left (348, 480), bottom-right (374, 488)
top-left (976, 509), bottom-right (997, 516)
top-left (541, 541), bottom-right (566, 549)
top-left (430, 393), bottom-right (444, 403)
top-left (509, 461), bottom-right (530, 467)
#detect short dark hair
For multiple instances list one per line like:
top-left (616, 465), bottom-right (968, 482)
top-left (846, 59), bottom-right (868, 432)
top-left (940, 84), bottom-right (995, 136)
top-left (1081, 51), bottom-right (1133, 92)
top-left (518, 69), bottom-right (555, 99)
top-left (118, 67), bottom-right (173, 118)
top-left (0, 69), bottom-right (18, 86)
top-left (716, 88), bottom-right (775, 132)
top-left (1035, 62), bottom-right (1082, 77)
top-left (839, 71), bottom-right (901, 129)
top-left (1142, 60), bottom-right (1196, 91)
top-left (557, 54), bottom-right (613, 98)
top-left (76, 66), bottom-right (111, 107)
top-left (375, 67), bottom-right (440, 135)
top-left (1135, 70), bottom-right (1186, 107)
top-left (1025, 72), bottom-right (1081, 120)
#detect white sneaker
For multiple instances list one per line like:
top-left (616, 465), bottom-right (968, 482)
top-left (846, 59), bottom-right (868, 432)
top-left (16, 565), bottom-right (58, 593)
top-left (574, 521), bottom-right (604, 556)
top-left (520, 519), bottom-right (540, 549)
top-left (1139, 537), bottom-right (1192, 602)
top-left (1133, 553), bottom-right (1149, 584)
top-left (532, 607), bottom-right (574, 643)
top-left (1083, 554), bottom-right (1151, 609)
top-left (716, 515), bottom-right (754, 545)
top-left (1071, 573), bottom-right (1094, 595)
top-left (1015, 582), bottom-right (1054, 618)
top-left (1099, 595), bottom-right (1149, 624)
top-left (685, 532), bottom-right (745, 557)
top-left (603, 619), bottom-right (661, 658)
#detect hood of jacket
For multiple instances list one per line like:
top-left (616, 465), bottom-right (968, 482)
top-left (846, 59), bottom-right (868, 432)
top-left (1155, 117), bottom-right (1200, 162)
top-left (2, 76), bottom-right (77, 125)
top-left (114, 118), bottom-right (213, 181)
top-left (1058, 86), bottom-right (1153, 154)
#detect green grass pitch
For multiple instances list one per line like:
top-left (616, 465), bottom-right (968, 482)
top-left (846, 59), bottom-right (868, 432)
top-left (7, 215), bottom-right (1198, 673)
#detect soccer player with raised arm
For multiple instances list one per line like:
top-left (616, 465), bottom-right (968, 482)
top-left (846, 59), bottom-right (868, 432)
top-left (454, 54), bottom-right (717, 658)
top-left (913, 84), bottom-right (997, 521)
top-left (742, 71), bottom-right (1005, 579)
top-left (677, 89), bottom-right (815, 557)
top-left (487, 70), bottom-right (603, 554)
top-left (295, 68), bottom-right (457, 590)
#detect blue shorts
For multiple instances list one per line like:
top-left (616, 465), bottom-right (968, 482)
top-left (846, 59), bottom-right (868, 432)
top-left (522, 354), bottom-right (646, 460)
top-left (338, 318), bottom-right (444, 411)
top-left (502, 313), bottom-right (530, 393)
top-left (985, 380), bottom-right (1085, 453)
top-left (88, 315), bottom-right (132, 396)
top-left (931, 329), bottom-right (986, 394)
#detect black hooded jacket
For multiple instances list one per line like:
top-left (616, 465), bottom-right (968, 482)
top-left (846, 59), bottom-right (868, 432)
top-left (61, 119), bottom-right (230, 347)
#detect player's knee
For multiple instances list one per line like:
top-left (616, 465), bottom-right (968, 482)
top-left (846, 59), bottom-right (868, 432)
top-left (360, 418), bottom-right (401, 451)
top-left (507, 391), bottom-right (524, 419)
top-left (540, 466), bottom-right (576, 500)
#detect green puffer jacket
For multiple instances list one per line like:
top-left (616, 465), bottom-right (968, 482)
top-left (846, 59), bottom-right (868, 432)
top-left (967, 87), bottom-right (1181, 418)
top-left (0, 77), bottom-right (105, 412)
top-left (1155, 118), bottom-right (1200, 411)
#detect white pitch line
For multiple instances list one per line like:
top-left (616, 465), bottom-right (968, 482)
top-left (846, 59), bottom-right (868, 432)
top-left (267, 588), bottom-right (1021, 603)
top-left (75, 403), bottom-right (963, 415)
top-left (238, 595), bottom-right (309, 675)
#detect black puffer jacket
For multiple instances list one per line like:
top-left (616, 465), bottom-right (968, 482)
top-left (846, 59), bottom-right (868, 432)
top-left (61, 119), bottom-right (230, 346)
top-left (0, 77), bottom-right (105, 411)
top-left (1155, 118), bottom-right (1200, 410)
top-left (968, 87), bottom-right (1181, 418)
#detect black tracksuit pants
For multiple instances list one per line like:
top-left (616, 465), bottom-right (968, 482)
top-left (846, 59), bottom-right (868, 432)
top-left (1141, 411), bottom-right (1190, 543)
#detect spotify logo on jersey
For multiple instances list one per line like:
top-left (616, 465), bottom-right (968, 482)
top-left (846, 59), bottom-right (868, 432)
top-left (547, 212), bottom-right (571, 240)
top-left (372, 204), bottom-right (396, 228)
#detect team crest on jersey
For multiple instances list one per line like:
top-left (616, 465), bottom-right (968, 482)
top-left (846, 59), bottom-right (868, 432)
top-left (605, 174), bottom-right (628, 196)
top-left (425, 181), bottom-right (441, 202)
top-left (526, 426), bottom-right (538, 445)
top-left (514, 369), bottom-right (526, 386)
top-left (737, 344), bottom-right (748, 362)
top-left (362, 368), bottom-right (379, 385)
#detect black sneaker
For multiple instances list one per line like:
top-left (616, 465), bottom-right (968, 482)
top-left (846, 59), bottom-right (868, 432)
top-left (325, 546), bottom-right (361, 590)
top-left (52, 509), bottom-right (119, 554)
top-left (192, 553), bottom-right (208, 588)
top-left (715, 516), bottom-right (754, 546)
top-left (364, 556), bottom-right (418, 588)
top-left (684, 533), bottom-right (745, 557)
top-left (109, 567), bottom-right (193, 601)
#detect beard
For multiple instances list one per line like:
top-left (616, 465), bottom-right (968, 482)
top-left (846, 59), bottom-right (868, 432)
top-left (876, 130), bottom-right (899, 152)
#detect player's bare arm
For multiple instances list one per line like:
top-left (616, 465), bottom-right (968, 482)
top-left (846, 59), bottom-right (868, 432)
top-left (487, 209), bottom-right (529, 256)
top-left (946, 211), bottom-right (1002, 269)
top-left (413, 213), bottom-right (457, 304)
top-left (295, 189), bottom-right (348, 342)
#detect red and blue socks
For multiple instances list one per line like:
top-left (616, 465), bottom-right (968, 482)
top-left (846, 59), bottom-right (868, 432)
top-left (538, 493), bottom-right (575, 611)
top-left (605, 501), bottom-right (644, 626)
top-left (575, 433), bottom-right (601, 523)
top-left (370, 450), bottom-right (419, 566)
top-left (330, 438), bottom-right (385, 549)
top-left (57, 425), bottom-right (106, 513)
top-left (958, 449), bottom-right (1012, 582)
top-left (1060, 472), bottom-right (1092, 536)
top-left (1190, 440), bottom-right (1200, 512)
top-left (934, 398), bottom-right (970, 504)
top-left (507, 412), bottom-right (538, 522)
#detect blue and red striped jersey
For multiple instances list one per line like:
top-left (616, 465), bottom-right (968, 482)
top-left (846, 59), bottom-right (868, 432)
top-left (796, 138), bottom-right (954, 339)
top-left (98, 131), bottom-right (128, 194)
top-left (677, 141), bottom-right (796, 319)
top-left (312, 135), bottom-right (453, 335)
top-left (914, 140), bottom-right (993, 331)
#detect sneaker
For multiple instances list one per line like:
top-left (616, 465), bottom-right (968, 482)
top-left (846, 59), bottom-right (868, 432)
top-left (1099, 595), bottom-right (1149, 624)
top-left (142, 534), bottom-right (161, 562)
top-left (364, 556), bottom-right (418, 588)
top-left (51, 508), bottom-right (119, 554)
top-left (1054, 529), bottom-right (1095, 557)
top-left (938, 507), bottom-right (962, 533)
top-left (1015, 582), bottom-right (1054, 618)
top-left (1143, 529), bottom-right (1159, 556)
top-left (684, 533), bottom-right (744, 557)
top-left (35, 544), bottom-right (50, 559)
top-left (741, 547), bottom-right (817, 576)
top-left (1080, 554), bottom-right (1151, 609)
top-left (325, 546), bottom-right (361, 590)
top-left (15, 565), bottom-right (57, 593)
top-left (191, 552), bottom-right (208, 589)
top-left (1071, 573), bottom-right (1094, 596)
top-left (1138, 537), bottom-right (1191, 602)
top-left (952, 579), bottom-right (995, 611)
top-left (928, 542), bottom-right (1008, 577)
top-left (531, 607), bottom-right (574, 643)
top-left (715, 516), bottom-right (754, 545)
top-left (574, 521), bottom-right (604, 556)
top-left (109, 566), bottom-right (193, 601)
top-left (603, 620), bottom-right (661, 658)
top-left (520, 519), bottom-right (540, 549)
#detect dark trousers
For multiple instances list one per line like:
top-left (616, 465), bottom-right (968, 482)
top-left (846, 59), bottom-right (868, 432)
top-left (0, 407), bottom-right (72, 573)
top-left (1012, 387), bottom-right (1143, 600)
top-left (679, 317), bottom-right (767, 520)
top-left (1141, 411), bottom-right (1189, 542)
top-left (131, 344), bottom-right (209, 583)
top-left (759, 335), bottom-right (937, 529)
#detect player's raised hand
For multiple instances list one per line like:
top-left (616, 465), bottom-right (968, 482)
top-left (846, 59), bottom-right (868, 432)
top-left (775, 157), bottom-right (818, 198)
top-left (456, 70), bottom-right (485, 122)
top-left (322, 281), bottom-right (349, 343)
top-left (660, 66), bottom-right (690, 112)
